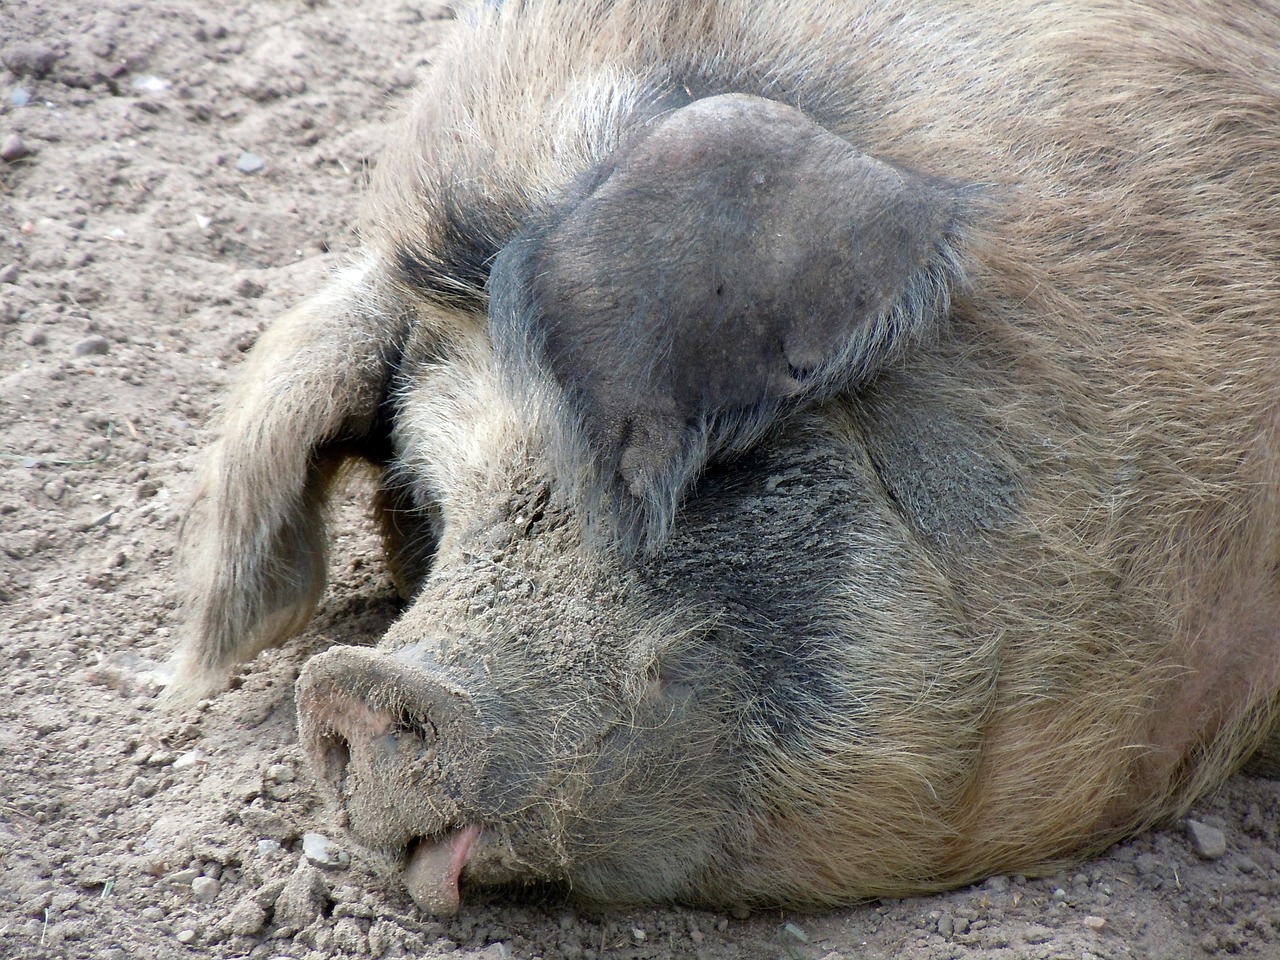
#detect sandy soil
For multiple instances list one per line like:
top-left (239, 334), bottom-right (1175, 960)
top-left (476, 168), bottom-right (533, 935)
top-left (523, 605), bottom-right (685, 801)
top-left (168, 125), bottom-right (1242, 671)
top-left (2, 1), bottom-right (1279, 958)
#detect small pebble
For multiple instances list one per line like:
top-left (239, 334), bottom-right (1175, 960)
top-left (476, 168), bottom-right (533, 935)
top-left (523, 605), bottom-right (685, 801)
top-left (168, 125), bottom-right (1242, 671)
top-left (192, 876), bottom-right (221, 902)
top-left (235, 151), bottom-right (265, 174)
top-left (172, 749), bottom-right (205, 770)
top-left (728, 904), bottom-right (751, 920)
top-left (175, 929), bottom-right (197, 944)
top-left (85, 509), bottom-right (116, 529)
top-left (73, 335), bottom-right (111, 356)
top-left (235, 276), bottom-right (265, 299)
top-left (1186, 819), bottom-right (1227, 859)
top-left (1082, 916), bottom-right (1107, 931)
top-left (781, 922), bottom-right (809, 943)
top-left (131, 75), bottom-right (170, 94)
top-left (0, 263), bottom-right (17, 284)
top-left (23, 327), bottom-right (47, 346)
top-left (166, 868), bottom-right (201, 887)
top-left (303, 832), bottom-right (351, 870)
top-left (1, 133), bottom-right (27, 162)
top-left (256, 839), bottom-right (283, 857)
top-left (10, 88), bottom-right (31, 107)
top-left (266, 763), bottom-right (295, 783)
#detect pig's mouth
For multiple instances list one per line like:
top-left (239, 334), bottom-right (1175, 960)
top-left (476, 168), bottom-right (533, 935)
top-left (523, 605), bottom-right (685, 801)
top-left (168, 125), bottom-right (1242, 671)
top-left (298, 647), bottom-right (561, 914)
top-left (402, 823), bottom-right (483, 915)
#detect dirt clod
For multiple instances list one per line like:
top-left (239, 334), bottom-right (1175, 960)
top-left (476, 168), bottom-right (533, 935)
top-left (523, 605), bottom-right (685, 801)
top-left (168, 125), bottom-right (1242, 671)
top-left (2, 41), bottom-right (58, 77)
top-left (274, 861), bottom-right (331, 929)
top-left (72, 335), bottom-right (111, 356)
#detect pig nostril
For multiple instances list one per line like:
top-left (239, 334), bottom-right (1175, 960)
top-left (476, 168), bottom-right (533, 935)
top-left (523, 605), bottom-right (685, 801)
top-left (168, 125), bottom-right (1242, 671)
top-left (318, 733), bottom-right (352, 793)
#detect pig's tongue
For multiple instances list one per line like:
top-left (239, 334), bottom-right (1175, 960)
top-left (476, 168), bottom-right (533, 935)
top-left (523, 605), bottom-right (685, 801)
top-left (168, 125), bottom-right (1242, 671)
top-left (403, 824), bottom-right (482, 915)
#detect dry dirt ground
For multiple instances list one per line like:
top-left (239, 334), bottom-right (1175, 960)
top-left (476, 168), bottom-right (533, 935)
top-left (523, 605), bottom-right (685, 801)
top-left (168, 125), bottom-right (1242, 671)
top-left (1, 1), bottom-right (1279, 958)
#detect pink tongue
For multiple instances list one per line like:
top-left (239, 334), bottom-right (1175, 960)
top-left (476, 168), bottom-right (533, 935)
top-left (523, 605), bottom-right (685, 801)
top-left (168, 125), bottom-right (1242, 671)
top-left (403, 824), bottom-right (482, 915)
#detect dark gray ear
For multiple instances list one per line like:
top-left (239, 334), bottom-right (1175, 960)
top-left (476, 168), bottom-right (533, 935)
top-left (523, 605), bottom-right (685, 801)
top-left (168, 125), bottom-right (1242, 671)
top-left (489, 93), bottom-right (969, 552)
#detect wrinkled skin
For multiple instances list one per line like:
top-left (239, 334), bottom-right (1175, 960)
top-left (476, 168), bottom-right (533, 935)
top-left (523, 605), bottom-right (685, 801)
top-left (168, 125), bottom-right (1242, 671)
top-left (172, 0), bottom-right (1280, 913)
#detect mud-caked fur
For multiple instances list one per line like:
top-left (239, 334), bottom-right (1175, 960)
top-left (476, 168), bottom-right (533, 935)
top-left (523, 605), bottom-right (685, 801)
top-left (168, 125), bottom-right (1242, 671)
top-left (173, 0), bottom-right (1280, 910)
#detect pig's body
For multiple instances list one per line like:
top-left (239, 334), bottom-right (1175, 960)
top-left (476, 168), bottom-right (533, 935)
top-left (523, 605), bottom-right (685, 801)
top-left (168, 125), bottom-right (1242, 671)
top-left (173, 0), bottom-right (1280, 911)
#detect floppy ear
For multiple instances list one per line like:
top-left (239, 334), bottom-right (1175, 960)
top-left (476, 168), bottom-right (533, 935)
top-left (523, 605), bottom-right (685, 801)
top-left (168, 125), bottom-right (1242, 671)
top-left (489, 93), bottom-right (969, 552)
top-left (167, 264), bottom-right (416, 702)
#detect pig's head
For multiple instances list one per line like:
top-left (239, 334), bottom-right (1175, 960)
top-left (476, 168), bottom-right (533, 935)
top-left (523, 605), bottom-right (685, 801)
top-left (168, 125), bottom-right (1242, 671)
top-left (293, 348), bottom-right (981, 912)
top-left (174, 91), bottom-right (976, 910)
top-left (290, 93), bottom-right (973, 912)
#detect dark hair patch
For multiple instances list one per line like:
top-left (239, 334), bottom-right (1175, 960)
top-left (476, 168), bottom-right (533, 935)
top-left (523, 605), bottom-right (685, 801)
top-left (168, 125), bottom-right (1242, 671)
top-left (396, 186), bottom-right (524, 310)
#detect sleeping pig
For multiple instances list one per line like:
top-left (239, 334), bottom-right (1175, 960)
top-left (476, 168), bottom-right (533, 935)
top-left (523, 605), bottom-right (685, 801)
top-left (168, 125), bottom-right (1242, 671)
top-left (169, 0), bottom-right (1280, 914)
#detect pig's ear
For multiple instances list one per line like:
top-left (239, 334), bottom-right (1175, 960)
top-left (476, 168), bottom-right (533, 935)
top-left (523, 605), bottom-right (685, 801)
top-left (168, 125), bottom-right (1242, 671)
top-left (489, 93), bottom-right (971, 553)
top-left (167, 264), bottom-right (414, 703)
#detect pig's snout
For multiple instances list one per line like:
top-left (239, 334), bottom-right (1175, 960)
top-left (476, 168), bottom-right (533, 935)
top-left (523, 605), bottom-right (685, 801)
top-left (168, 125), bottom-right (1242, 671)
top-left (296, 647), bottom-right (488, 915)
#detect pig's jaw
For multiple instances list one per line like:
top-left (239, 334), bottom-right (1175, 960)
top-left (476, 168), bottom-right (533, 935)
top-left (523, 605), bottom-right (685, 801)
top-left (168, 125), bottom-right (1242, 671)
top-left (402, 823), bottom-right (483, 915)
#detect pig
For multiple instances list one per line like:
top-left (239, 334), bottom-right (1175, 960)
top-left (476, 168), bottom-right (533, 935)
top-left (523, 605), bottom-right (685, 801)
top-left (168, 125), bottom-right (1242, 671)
top-left (170, 0), bottom-right (1280, 914)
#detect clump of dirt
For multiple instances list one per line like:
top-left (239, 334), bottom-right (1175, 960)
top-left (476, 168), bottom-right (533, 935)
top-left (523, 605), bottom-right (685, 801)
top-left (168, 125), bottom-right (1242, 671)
top-left (1, 1), bottom-right (1276, 958)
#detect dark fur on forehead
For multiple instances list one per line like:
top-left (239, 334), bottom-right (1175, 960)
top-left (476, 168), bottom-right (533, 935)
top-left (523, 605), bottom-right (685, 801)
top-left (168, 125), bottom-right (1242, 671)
top-left (396, 187), bottom-right (527, 310)
top-left (490, 93), bottom-right (972, 553)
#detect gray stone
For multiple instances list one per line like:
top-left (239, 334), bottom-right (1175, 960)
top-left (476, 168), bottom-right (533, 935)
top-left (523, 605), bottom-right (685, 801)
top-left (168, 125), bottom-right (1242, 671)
top-left (235, 151), bottom-right (264, 174)
top-left (1, 133), bottom-right (28, 162)
top-left (192, 876), bottom-right (220, 902)
top-left (302, 832), bottom-right (350, 870)
top-left (1186, 819), bottom-right (1227, 859)
top-left (165, 868), bottom-right (200, 887)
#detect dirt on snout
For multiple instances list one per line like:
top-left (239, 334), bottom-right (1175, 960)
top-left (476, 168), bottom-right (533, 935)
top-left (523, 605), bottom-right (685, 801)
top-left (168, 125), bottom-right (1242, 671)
top-left (1, 1), bottom-right (1278, 958)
